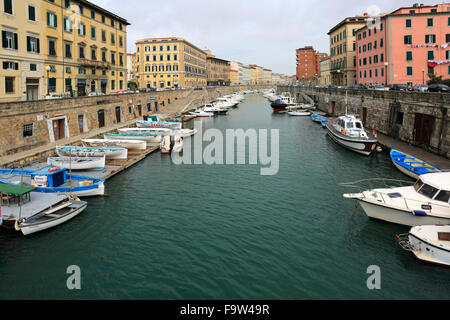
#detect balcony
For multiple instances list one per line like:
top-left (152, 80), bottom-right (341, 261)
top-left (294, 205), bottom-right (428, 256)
top-left (78, 58), bottom-right (110, 69)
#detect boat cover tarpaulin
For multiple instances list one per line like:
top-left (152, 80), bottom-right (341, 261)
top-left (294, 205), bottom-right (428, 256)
top-left (0, 184), bottom-right (36, 195)
top-left (1, 193), bottom-right (68, 220)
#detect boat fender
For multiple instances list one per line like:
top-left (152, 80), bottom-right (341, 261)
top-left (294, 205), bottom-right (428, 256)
top-left (14, 219), bottom-right (24, 231)
top-left (412, 210), bottom-right (427, 217)
top-left (341, 129), bottom-right (345, 135)
top-left (49, 167), bottom-right (60, 172)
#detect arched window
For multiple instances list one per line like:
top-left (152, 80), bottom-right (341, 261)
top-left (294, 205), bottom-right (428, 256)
top-left (152, 64), bottom-right (157, 72)
top-left (166, 64), bottom-right (171, 71)
top-left (159, 64), bottom-right (164, 72)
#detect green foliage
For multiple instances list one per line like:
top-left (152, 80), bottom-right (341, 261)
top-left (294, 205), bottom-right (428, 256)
top-left (128, 81), bottom-right (138, 90)
top-left (427, 74), bottom-right (450, 86)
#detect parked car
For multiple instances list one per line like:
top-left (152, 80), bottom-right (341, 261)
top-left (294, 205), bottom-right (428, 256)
top-left (428, 84), bottom-right (450, 93)
top-left (413, 84), bottom-right (428, 92)
top-left (88, 92), bottom-right (105, 97)
top-left (389, 84), bottom-right (409, 91)
top-left (373, 84), bottom-right (389, 91)
top-left (45, 94), bottom-right (63, 100)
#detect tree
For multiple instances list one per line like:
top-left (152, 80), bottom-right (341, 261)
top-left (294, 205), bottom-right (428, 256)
top-left (128, 81), bottom-right (138, 90)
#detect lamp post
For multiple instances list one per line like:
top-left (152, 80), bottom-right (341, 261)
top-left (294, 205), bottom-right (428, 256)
top-left (384, 62), bottom-right (389, 86)
top-left (422, 68), bottom-right (425, 84)
top-left (45, 65), bottom-right (51, 96)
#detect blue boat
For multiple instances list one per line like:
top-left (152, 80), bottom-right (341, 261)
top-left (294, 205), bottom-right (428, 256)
top-left (390, 148), bottom-right (445, 179)
top-left (0, 168), bottom-right (105, 197)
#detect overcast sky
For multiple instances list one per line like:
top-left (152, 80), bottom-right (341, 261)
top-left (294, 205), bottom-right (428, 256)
top-left (95, 0), bottom-right (418, 75)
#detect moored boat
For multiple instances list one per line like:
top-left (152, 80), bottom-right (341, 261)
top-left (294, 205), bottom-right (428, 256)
top-left (160, 136), bottom-right (171, 154)
top-left (189, 110), bottom-right (215, 117)
top-left (104, 133), bottom-right (161, 144)
top-left (325, 115), bottom-right (378, 156)
top-left (0, 168), bottom-right (105, 197)
top-left (342, 172), bottom-right (450, 226)
top-left (288, 110), bottom-right (311, 116)
top-left (397, 225), bottom-right (450, 267)
top-left (82, 139), bottom-right (147, 150)
top-left (390, 148), bottom-right (444, 180)
top-left (136, 120), bottom-right (182, 129)
top-left (56, 146), bottom-right (128, 160)
top-left (47, 156), bottom-right (106, 170)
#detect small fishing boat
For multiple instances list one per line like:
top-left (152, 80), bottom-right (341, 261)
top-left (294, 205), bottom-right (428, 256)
top-left (56, 146), bottom-right (128, 160)
top-left (82, 139), bottom-right (147, 151)
top-left (47, 156), bottom-right (106, 170)
top-left (311, 114), bottom-right (322, 123)
top-left (136, 120), bottom-right (182, 129)
top-left (390, 148), bottom-right (444, 180)
top-left (172, 136), bottom-right (183, 153)
top-left (0, 185), bottom-right (88, 235)
top-left (160, 136), bottom-right (171, 154)
top-left (104, 133), bottom-right (161, 144)
top-left (326, 115), bottom-right (378, 156)
top-left (189, 110), bottom-right (215, 117)
top-left (342, 172), bottom-right (450, 226)
top-left (321, 118), bottom-right (329, 128)
top-left (397, 225), bottom-right (450, 267)
top-left (119, 128), bottom-right (172, 135)
top-left (18, 195), bottom-right (87, 236)
top-left (0, 168), bottom-right (105, 197)
top-left (288, 110), bottom-right (311, 116)
top-left (175, 128), bottom-right (198, 137)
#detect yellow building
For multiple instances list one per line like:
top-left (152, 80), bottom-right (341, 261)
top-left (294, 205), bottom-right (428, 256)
top-left (328, 16), bottom-right (366, 86)
top-left (249, 65), bottom-right (264, 84)
top-left (41, 0), bottom-right (129, 97)
top-left (228, 61), bottom-right (239, 85)
top-left (135, 37), bottom-right (207, 89)
top-left (319, 56), bottom-right (331, 85)
top-left (0, 0), bottom-right (45, 102)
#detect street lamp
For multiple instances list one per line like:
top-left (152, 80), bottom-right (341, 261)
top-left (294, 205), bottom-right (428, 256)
top-left (422, 68), bottom-right (425, 84)
top-left (45, 65), bottom-right (51, 96)
top-left (384, 62), bottom-right (389, 86)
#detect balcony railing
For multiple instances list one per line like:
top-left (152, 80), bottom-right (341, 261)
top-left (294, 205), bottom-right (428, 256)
top-left (78, 58), bottom-right (110, 69)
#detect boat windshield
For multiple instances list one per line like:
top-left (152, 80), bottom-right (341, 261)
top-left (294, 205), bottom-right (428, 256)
top-left (414, 181), bottom-right (424, 192)
top-left (417, 183), bottom-right (439, 199)
top-left (435, 190), bottom-right (450, 203)
top-left (346, 122), bottom-right (354, 129)
top-left (355, 122), bottom-right (363, 129)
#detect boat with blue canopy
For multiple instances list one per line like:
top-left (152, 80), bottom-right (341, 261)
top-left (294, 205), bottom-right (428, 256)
top-left (390, 148), bottom-right (445, 180)
top-left (0, 167), bottom-right (105, 197)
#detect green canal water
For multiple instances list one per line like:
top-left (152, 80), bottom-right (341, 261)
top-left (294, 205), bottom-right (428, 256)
top-left (0, 94), bottom-right (449, 300)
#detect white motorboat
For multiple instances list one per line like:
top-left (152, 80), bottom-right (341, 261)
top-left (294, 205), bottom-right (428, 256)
top-left (397, 225), bottom-right (450, 267)
top-left (82, 139), bottom-right (147, 150)
top-left (325, 115), bottom-right (378, 156)
top-left (104, 133), bottom-right (161, 144)
top-left (200, 104), bottom-right (228, 115)
top-left (190, 110), bottom-right (215, 117)
top-left (18, 196), bottom-right (88, 236)
top-left (119, 128), bottom-right (172, 135)
top-left (47, 156), bottom-right (106, 170)
top-left (288, 110), bottom-right (311, 116)
top-left (160, 135), bottom-right (171, 154)
top-left (212, 98), bottom-right (235, 109)
top-left (343, 172), bottom-right (450, 226)
top-left (56, 146), bottom-right (128, 160)
top-left (172, 136), bottom-right (183, 153)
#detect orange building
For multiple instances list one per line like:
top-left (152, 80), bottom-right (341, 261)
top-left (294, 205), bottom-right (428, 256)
top-left (356, 3), bottom-right (450, 86)
top-left (296, 46), bottom-right (327, 83)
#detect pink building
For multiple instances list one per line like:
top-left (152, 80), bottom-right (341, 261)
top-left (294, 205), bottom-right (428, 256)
top-left (356, 3), bottom-right (450, 86)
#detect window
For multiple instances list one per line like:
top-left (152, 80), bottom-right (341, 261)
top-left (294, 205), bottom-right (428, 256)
top-left (425, 34), bottom-right (436, 44)
top-left (427, 18), bottom-right (433, 27)
top-left (435, 190), bottom-right (450, 203)
top-left (30, 63), bottom-right (36, 71)
top-left (91, 26), bottom-right (96, 39)
top-left (404, 35), bottom-right (412, 45)
top-left (79, 46), bottom-right (85, 59)
top-left (396, 112), bottom-right (404, 125)
top-left (26, 36), bottom-right (40, 53)
top-left (64, 17), bottom-right (73, 32)
top-left (101, 30), bottom-right (106, 42)
top-left (48, 39), bottom-right (56, 56)
top-left (111, 33), bottom-right (115, 45)
top-left (406, 19), bottom-right (411, 28)
top-left (5, 77), bottom-right (14, 93)
top-left (447, 50), bottom-right (450, 60)
top-left (407, 66), bottom-right (413, 76)
top-left (47, 11), bottom-right (57, 28)
top-left (78, 22), bottom-right (86, 36)
top-left (28, 5), bottom-right (36, 21)
top-left (3, 0), bottom-right (12, 14)
top-left (65, 43), bottom-right (72, 58)
top-left (446, 34), bottom-right (450, 43)
top-left (1, 30), bottom-right (18, 50)
top-left (418, 184), bottom-right (439, 199)
top-left (2, 61), bottom-right (18, 70)
top-left (22, 124), bottom-right (33, 138)
top-left (91, 10), bottom-right (95, 19)
top-left (406, 51), bottom-right (412, 61)
top-left (91, 48), bottom-right (96, 60)
top-left (428, 51), bottom-right (434, 60)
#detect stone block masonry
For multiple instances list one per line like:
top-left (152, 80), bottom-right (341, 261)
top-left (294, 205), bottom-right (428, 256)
top-left (279, 86), bottom-right (450, 159)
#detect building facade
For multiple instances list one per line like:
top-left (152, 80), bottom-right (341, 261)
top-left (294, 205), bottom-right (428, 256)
top-left (126, 52), bottom-right (136, 83)
top-left (249, 65), bottom-right (263, 84)
top-left (319, 56), bottom-right (331, 85)
top-left (328, 16), bottom-right (367, 86)
top-left (1, 0), bottom-right (46, 102)
top-left (240, 64), bottom-right (250, 85)
top-left (41, 0), bottom-right (129, 97)
top-left (296, 46), bottom-right (322, 83)
top-left (262, 68), bottom-right (272, 84)
top-left (356, 3), bottom-right (450, 86)
top-left (228, 61), bottom-right (239, 85)
top-left (205, 51), bottom-right (229, 86)
top-left (135, 37), bottom-right (206, 89)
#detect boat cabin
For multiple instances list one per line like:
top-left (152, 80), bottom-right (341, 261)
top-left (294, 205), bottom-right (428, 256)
top-left (31, 167), bottom-right (68, 188)
top-left (333, 115), bottom-right (368, 138)
top-left (414, 172), bottom-right (450, 204)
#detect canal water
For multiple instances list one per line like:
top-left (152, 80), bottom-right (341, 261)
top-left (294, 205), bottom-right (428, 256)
top-left (0, 94), bottom-right (449, 300)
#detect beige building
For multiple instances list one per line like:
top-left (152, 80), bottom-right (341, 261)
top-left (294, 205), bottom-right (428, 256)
top-left (126, 53), bottom-right (136, 83)
top-left (262, 68), bottom-right (272, 84)
top-left (249, 65), bottom-right (263, 84)
top-left (228, 61), bottom-right (240, 85)
top-left (41, 0), bottom-right (129, 97)
top-left (135, 37), bottom-right (206, 89)
top-left (1, 0), bottom-right (45, 102)
top-left (319, 56), bottom-right (331, 85)
top-left (205, 51), bottom-right (229, 86)
top-left (328, 16), bottom-right (366, 85)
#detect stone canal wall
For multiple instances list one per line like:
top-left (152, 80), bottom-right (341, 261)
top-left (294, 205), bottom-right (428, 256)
top-left (0, 85), bottom-right (269, 158)
top-left (278, 86), bottom-right (450, 159)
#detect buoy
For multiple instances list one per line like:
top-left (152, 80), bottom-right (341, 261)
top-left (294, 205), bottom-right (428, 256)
top-left (341, 129), bottom-right (345, 135)
top-left (376, 146), bottom-right (383, 153)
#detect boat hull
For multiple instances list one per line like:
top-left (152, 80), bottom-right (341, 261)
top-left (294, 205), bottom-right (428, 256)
top-left (357, 199), bottom-right (450, 227)
top-left (56, 147), bottom-right (128, 160)
top-left (83, 139), bottom-right (147, 151)
top-left (408, 228), bottom-right (450, 267)
top-left (47, 157), bottom-right (106, 170)
top-left (20, 201), bottom-right (88, 236)
top-left (326, 125), bottom-right (377, 156)
top-left (390, 148), bottom-right (444, 179)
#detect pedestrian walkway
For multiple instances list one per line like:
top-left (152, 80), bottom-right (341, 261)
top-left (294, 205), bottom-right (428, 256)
top-left (378, 133), bottom-right (450, 171)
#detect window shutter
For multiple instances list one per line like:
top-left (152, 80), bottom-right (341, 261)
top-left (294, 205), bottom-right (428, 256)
top-left (1, 31), bottom-right (7, 48)
top-left (37, 38), bottom-right (40, 53)
top-left (27, 36), bottom-right (31, 52)
top-left (14, 62), bottom-right (18, 70)
top-left (13, 33), bottom-right (18, 50)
